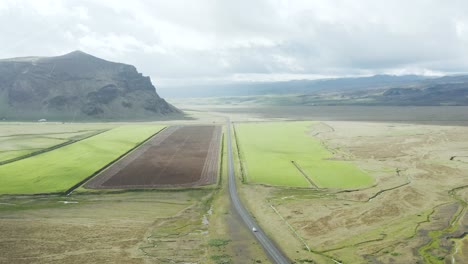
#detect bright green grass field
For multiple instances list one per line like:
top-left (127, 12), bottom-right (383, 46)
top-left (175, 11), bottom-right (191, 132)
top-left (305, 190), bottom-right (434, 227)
top-left (235, 122), bottom-right (373, 188)
top-left (0, 125), bottom-right (165, 194)
top-left (0, 136), bottom-right (68, 162)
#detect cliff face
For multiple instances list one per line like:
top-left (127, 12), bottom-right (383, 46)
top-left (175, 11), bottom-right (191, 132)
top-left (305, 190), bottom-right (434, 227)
top-left (0, 51), bottom-right (180, 120)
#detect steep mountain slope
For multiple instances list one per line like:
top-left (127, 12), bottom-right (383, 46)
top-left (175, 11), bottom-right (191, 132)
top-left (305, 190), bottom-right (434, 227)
top-left (0, 51), bottom-right (180, 120)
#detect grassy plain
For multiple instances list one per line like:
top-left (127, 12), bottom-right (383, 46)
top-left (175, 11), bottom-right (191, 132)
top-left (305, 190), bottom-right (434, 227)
top-left (0, 121), bottom-right (269, 264)
top-left (237, 121), bottom-right (468, 263)
top-left (0, 124), bottom-right (115, 163)
top-left (0, 125), bottom-right (164, 194)
top-left (0, 191), bottom-right (209, 264)
top-left (235, 121), bottom-right (373, 188)
top-left (0, 137), bottom-right (66, 162)
top-left (159, 105), bottom-right (468, 263)
top-left (3, 105), bottom-right (467, 263)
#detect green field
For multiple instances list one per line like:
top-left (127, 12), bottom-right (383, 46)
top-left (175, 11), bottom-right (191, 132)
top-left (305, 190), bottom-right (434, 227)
top-left (235, 122), bottom-right (373, 188)
top-left (0, 124), bottom-right (117, 163)
top-left (0, 131), bottom-right (103, 163)
top-left (0, 125), bottom-right (165, 194)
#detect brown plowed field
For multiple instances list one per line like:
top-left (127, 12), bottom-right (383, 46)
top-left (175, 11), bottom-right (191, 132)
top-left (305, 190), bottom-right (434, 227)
top-left (85, 125), bottom-right (221, 188)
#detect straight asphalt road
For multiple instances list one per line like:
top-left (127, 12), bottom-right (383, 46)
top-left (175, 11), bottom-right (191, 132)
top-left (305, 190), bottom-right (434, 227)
top-left (226, 118), bottom-right (290, 264)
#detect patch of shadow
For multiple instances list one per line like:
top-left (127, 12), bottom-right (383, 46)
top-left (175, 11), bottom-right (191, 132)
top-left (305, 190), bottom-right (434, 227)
top-left (47, 95), bottom-right (78, 110)
top-left (121, 100), bottom-right (132, 108)
top-left (87, 84), bottom-right (120, 104)
top-left (8, 87), bottom-right (34, 104)
top-left (81, 103), bottom-right (103, 115)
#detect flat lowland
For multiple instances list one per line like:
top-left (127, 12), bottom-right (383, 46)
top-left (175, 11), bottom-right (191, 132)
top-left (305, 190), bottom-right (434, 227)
top-left (235, 121), bottom-right (373, 188)
top-left (0, 123), bottom-right (270, 264)
top-left (86, 125), bottom-right (221, 188)
top-left (0, 123), bottom-right (115, 163)
top-left (0, 191), bottom-right (211, 264)
top-left (239, 121), bottom-right (468, 263)
top-left (192, 105), bottom-right (468, 126)
top-left (0, 125), bottom-right (164, 194)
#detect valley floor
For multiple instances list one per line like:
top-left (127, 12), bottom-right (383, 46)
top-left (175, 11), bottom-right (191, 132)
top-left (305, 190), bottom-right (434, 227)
top-left (0, 119), bottom-right (269, 264)
top-left (1, 105), bottom-right (467, 263)
top-left (237, 121), bottom-right (468, 263)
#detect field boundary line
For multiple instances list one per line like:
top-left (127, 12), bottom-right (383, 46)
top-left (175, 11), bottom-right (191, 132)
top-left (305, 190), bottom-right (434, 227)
top-left (291, 160), bottom-right (319, 188)
top-left (0, 129), bottom-right (109, 166)
top-left (231, 123), bottom-right (248, 183)
top-left (269, 203), bottom-right (344, 263)
top-left (0, 129), bottom-right (101, 138)
top-left (216, 131), bottom-right (225, 187)
top-left (66, 126), bottom-right (171, 194)
top-left (269, 204), bottom-right (311, 252)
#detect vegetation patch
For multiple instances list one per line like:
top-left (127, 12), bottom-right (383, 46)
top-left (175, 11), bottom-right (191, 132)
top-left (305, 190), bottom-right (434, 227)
top-left (0, 125), bottom-right (165, 194)
top-left (208, 238), bottom-right (231, 247)
top-left (235, 122), bottom-right (373, 188)
top-left (210, 254), bottom-right (231, 264)
top-left (0, 191), bottom-right (200, 263)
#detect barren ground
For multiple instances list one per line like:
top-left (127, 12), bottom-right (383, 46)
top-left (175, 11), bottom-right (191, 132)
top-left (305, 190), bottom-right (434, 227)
top-left (86, 125), bottom-right (221, 189)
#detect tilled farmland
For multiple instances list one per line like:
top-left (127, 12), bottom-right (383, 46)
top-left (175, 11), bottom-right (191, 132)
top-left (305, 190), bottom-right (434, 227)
top-left (85, 125), bottom-right (221, 188)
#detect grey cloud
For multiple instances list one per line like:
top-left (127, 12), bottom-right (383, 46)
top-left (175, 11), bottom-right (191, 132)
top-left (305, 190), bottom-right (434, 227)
top-left (1, 0), bottom-right (468, 85)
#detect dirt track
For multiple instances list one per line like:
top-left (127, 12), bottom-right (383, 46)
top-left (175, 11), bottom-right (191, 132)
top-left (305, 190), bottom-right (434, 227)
top-left (85, 125), bottom-right (221, 188)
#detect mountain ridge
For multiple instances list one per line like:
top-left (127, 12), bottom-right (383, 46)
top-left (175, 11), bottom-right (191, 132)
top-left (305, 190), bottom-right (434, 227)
top-left (160, 74), bottom-right (468, 106)
top-left (158, 74), bottom-right (434, 98)
top-left (0, 51), bottom-right (180, 121)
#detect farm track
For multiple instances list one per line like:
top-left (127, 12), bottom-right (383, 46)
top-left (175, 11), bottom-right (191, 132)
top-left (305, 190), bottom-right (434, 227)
top-left (85, 125), bottom-right (221, 189)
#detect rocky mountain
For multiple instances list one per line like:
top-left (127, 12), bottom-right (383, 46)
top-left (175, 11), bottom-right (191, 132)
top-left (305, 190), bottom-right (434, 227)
top-left (0, 51), bottom-right (180, 121)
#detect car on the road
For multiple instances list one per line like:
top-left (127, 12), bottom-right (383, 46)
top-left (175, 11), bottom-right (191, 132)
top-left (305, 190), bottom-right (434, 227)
top-left (252, 227), bottom-right (258, 232)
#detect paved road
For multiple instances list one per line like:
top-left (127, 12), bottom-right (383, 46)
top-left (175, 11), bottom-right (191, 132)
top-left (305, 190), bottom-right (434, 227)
top-left (226, 118), bottom-right (290, 264)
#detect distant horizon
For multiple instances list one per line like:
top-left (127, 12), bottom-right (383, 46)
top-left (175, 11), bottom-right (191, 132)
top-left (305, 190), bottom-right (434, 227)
top-left (157, 72), bottom-right (468, 88)
top-left (5, 49), bottom-right (466, 87)
top-left (2, 1), bottom-right (468, 86)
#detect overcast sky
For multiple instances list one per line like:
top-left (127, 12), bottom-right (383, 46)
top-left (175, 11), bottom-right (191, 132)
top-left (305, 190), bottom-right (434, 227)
top-left (1, 0), bottom-right (468, 86)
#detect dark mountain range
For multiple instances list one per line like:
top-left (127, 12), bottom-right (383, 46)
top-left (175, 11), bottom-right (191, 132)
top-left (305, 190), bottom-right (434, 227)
top-left (0, 51), bottom-right (180, 121)
top-left (161, 74), bottom-right (468, 106)
top-left (158, 74), bottom-right (431, 98)
top-left (376, 82), bottom-right (468, 105)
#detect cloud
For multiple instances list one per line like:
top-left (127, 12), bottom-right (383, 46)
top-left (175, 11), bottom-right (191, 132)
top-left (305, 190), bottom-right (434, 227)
top-left (1, 0), bottom-right (468, 85)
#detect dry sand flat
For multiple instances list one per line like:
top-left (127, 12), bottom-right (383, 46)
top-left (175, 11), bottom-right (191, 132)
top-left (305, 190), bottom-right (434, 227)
top-left (86, 125), bottom-right (221, 189)
top-left (240, 121), bottom-right (468, 263)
